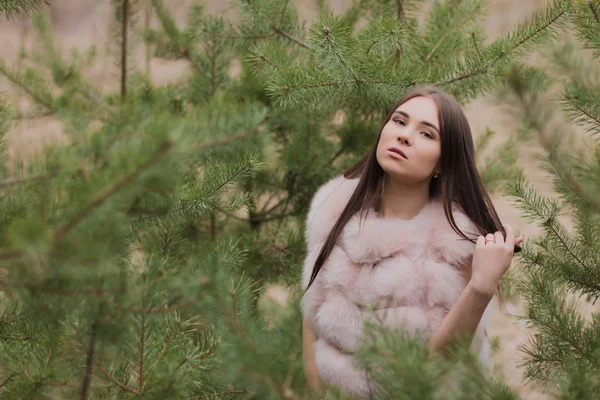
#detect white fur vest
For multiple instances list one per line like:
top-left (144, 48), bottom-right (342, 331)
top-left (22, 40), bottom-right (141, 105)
top-left (301, 175), bottom-right (496, 398)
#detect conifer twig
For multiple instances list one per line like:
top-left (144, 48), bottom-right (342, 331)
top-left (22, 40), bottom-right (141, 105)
top-left (245, 0), bottom-right (311, 49)
top-left (436, 8), bottom-right (566, 87)
top-left (138, 311), bottom-right (145, 394)
top-left (589, 0), bottom-right (599, 24)
top-left (94, 359), bottom-right (140, 395)
top-left (145, 0), bottom-right (152, 77)
top-left (278, 0), bottom-right (290, 26)
top-left (120, 0), bottom-right (129, 98)
top-left (199, 342), bottom-right (217, 360)
top-left (190, 113), bottom-right (270, 151)
top-left (14, 110), bottom-right (54, 120)
top-left (0, 0), bottom-right (49, 19)
top-left (425, 10), bottom-right (478, 61)
top-left (0, 174), bottom-right (48, 189)
top-left (212, 292), bottom-right (301, 399)
top-left (396, 0), bottom-right (405, 60)
top-left (53, 141), bottom-right (173, 245)
top-left (0, 61), bottom-right (54, 110)
top-left (21, 285), bottom-right (122, 296)
top-left (572, 105), bottom-right (600, 140)
top-left (201, 29), bottom-right (274, 40)
top-left (0, 373), bottom-right (17, 389)
top-left (133, 150), bottom-right (258, 222)
top-left (145, 321), bottom-right (180, 376)
top-left (471, 32), bottom-right (482, 60)
top-left (111, 295), bottom-right (204, 314)
top-left (187, 390), bottom-right (249, 399)
top-left (509, 65), bottom-right (600, 213)
top-left (151, 0), bottom-right (203, 71)
top-left (80, 303), bottom-right (103, 400)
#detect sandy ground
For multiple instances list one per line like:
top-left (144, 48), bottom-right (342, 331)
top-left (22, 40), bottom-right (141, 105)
top-left (0, 0), bottom-right (577, 398)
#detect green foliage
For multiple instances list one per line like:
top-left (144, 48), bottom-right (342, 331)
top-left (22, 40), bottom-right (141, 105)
top-left (500, 1), bottom-right (600, 394)
top-left (0, 0), bottom-right (48, 19)
top-left (0, 0), bottom-right (581, 398)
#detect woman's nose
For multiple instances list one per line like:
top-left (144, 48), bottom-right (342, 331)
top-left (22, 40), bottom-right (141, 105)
top-left (397, 130), bottom-right (413, 145)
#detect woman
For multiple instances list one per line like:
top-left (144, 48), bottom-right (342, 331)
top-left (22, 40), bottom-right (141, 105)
top-left (301, 86), bottom-right (524, 398)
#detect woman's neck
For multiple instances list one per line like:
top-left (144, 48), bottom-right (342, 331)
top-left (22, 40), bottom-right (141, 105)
top-left (378, 175), bottom-right (432, 220)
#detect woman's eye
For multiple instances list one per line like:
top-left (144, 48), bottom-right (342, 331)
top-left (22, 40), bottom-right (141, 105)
top-left (392, 118), bottom-right (433, 138)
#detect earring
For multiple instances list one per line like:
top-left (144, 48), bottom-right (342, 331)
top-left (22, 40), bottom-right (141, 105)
top-left (433, 171), bottom-right (440, 178)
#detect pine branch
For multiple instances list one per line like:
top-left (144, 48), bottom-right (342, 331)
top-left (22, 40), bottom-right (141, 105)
top-left (545, 41), bottom-right (600, 139)
top-left (94, 357), bottom-right (140, 394)
top-left (111, 295), bottom-right (205, 314)
top-left (0, 59), bottom-right (112, 122)
top-left (436, 3), bottom-right (567, 87)
top-left (471, 32), bottom-right (482, 60)
top-left (53, 141), bottom-right (173, 245)
top-left (567, 99), bottom-right (600, 140)
top-left (588, 0), bottom-right (600, 23)
top-left (144, 0), bottom-right (151, 76)
top-left (425, 7), bottom-right (480, 62)
top-left (14, 111), bottom-right (54, 120)
top-left (0, 174), bottom-right (49, 190)
top-left (395, 0), bottom-right (405, 64)
top-left (569, 0), bottom-right (600, 58)
top-left (27, 12), bottom-right (115, 121)
top-left (80, 303), bottom-right (103, 400)
top-left (202, 29), bottom-right (275, 40)
top-left (120, 0), bottom-right (129, 98)
top-left (0, 60), bottom-right (54, 111)
top-left (0, 373), bottom-right (17, 389)
top-left (138, 311), bottom-right (145, 394)
top-left (516, 272), bottom-right (591, 386)
top-left (190, 113), bottom-right (270, 151)
top-left (21, 285), bottom-right (122, 296)
top-left (506, 65), bottom-right (600, 213)
top-left (132, 153), bottom-right (260, 223)
top-left (212, 291), bottom-right (297, 398)
top-left (145, 320), bottom-right (180, 376)
top-left (244, 0), bottom-right (311, 49)
top-left (0, 0), bottom-right (49, 19)
top-left (151, 0), bottom-right (202, 71)
top-left (207, 31), bottom-right (217, 97)
top-left (187, 390), bottom-right (249, 399)
top-left (506, 179), bottom-right (600, 290)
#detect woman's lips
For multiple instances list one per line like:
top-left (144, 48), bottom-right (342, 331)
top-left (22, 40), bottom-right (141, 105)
top-left (387, 149), bottom-right (407, 160)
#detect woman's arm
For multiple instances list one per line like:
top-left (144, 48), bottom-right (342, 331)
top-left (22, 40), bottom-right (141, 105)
top-left (302, 317), bottom-right (324, 394)
top-left (427, 268), bottom-right (493, 355)
top-left (429, 225), bottom-right (523, 355)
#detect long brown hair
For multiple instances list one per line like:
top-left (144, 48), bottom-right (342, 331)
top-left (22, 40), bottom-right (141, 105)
top-left (305, 85), bottom-right (520, 292)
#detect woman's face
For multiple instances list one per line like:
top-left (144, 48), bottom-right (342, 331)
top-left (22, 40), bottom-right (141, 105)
top-left (376, 96), bottom-right (442, 183)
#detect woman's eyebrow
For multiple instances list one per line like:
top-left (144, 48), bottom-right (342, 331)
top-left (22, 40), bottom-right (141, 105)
top-left (393, 110), bottom-right (440, 134)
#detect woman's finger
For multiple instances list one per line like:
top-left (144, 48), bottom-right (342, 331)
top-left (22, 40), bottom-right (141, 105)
top-left (485, 234), bottom-right (495, 245)
top-left (494, 230), bottom-right (504, 244)
top-left (476, 235), bottom-right (485, 248)
top-left (503, 224), bottom-right (515, 248)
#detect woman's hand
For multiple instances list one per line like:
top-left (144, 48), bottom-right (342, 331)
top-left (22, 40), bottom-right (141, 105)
top-left (469, 224), bottom-right (524, 296)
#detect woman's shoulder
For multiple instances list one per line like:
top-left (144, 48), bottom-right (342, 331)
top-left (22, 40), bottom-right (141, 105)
top-left (305, 174), bottom-right (360, 249)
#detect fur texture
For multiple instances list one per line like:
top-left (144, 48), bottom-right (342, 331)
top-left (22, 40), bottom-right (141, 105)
top-left (301, 175), bottom-right (496, 398)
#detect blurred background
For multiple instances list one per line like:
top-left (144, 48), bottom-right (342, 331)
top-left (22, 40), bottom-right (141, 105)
top-left (0, 1), bottom-right (560, 398)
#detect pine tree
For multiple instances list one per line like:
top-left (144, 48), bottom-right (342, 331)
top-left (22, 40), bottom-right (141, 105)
top-left (0, 0), bottom-right (48, 19)
top-left (0, 0), bottom-right (574, 398)
top-left (501, 0), bottom-right (600, 397)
